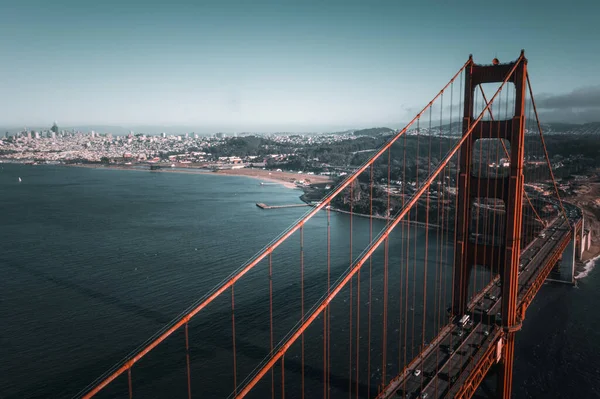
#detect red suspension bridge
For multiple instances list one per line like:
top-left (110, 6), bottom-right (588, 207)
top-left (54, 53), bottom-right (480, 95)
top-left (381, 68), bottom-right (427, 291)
top-left (76, 51), bottom-right (586, 399)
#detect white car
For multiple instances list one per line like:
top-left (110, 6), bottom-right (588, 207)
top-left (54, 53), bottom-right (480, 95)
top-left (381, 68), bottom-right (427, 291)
top-left (414, 369), bottom-right (421, 377)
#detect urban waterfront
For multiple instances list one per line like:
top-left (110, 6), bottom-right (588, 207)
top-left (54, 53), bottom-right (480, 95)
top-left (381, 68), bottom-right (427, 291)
top-left (0, 164), bottom-right (598, 398)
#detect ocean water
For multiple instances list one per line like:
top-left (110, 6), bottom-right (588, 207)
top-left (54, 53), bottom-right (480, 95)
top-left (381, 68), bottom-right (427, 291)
top-left (508, 257), bottom-right (600, 399)
top-left (0, 164), bottom-right (598, 399)
top-left (0, 164), bottom-right (318, 398)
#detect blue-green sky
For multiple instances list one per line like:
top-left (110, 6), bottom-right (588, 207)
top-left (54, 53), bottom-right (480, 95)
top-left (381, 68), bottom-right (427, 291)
top-left (1, 0), bottom-right (598, 132)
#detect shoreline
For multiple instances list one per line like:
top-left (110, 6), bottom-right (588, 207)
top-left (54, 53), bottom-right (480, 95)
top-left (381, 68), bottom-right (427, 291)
top-left (62, 163), bottom-right (312, 190)
top-left (564, 171), bottom-right (600, 277)
top-left (67, 164), bottom-right (442, 231)
top-left (36, 163), bottom-right (600, 277)
top-left (576, 254), bottom-right (600, 280)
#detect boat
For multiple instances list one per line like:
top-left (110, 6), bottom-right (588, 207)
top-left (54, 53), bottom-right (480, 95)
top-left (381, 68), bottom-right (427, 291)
top-left (18, 177), bottom-right (21, 182)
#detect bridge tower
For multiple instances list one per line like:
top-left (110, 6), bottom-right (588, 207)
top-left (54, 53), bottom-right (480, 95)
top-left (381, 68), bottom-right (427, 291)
top-left (452, 51), bottom-right (528, 398)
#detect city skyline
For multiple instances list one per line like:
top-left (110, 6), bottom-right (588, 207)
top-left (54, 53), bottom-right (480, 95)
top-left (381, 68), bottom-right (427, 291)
top-left (1, 0), bottom-right (599, 131)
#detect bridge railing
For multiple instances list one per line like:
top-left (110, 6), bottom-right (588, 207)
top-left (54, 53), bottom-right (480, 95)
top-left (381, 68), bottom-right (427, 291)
top-left (77, 52), bottom-right (571, 399)
top-left (230, 56), bottom-right (529, 398)
top-left (76, 59), bottom-right (474, 399)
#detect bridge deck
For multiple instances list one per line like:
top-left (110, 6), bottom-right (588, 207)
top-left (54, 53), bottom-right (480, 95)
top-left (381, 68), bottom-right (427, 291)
top-left (379, 214), bottom-right (575, 399)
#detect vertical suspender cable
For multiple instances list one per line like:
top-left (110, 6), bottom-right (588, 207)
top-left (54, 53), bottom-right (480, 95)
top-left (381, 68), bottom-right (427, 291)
top-left (185, 323), bottom-right (192, 399)
top-left (300, 225), bottom-right (305, 399)
top-left (527, 74), bottom-right (569, 224)
top-left (269, 253), bottom-right (274, 399)
top-left (127, 368), bottom-right (132, 399)
top-left (231, 286), bottom-right (237, 396)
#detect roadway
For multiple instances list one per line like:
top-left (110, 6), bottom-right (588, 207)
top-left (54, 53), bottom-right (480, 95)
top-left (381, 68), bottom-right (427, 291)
top-left (379, 210), bottom-right (579, 399)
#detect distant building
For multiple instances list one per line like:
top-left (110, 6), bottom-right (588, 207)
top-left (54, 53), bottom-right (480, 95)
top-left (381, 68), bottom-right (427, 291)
top-left (51, 122), bottom-right (59, 134)
top-left (161, 132), bottom-right (166, 138)
top-left (215, 132), bottom-right (226, 139)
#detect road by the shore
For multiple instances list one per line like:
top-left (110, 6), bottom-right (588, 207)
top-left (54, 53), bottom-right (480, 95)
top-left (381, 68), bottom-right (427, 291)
top-left (565, 170), bottom-right (600, 263)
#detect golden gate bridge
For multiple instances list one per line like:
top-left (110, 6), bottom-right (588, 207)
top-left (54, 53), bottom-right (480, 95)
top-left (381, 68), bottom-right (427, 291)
top-left (75, 51), bottom-right (585, 399)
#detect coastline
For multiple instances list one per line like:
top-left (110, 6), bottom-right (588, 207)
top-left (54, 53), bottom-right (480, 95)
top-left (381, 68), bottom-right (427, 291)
top-left (581, 239), bottom-right (600, 263)
top-left (68, 164), bottom-right (439, 229)
top-left (564, 170), bottom-right (600, 278)
top-left (214, 168), bottom-right (334, 189)
top-left (576, 254), bottom-right (600, 280)
top-left (54, 164), bottom-right (600, 273)
top-left (63, 163), bottom-right (325, 190)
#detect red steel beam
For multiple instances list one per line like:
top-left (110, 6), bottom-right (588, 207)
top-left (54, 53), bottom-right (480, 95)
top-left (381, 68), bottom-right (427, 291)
top-left (80, 59), bottom-right (473, 399)
top-left (457, 226), bottom-right (571, 399)
top-left (377, 211), bottom-right (547, 399)
top-left (233, 54), bottom-right (524, 399)
top-left (497, 51), bottom-right (528, 399)
top-left (454, 333), bottom-right (503, 399)
top-left (517, 229), bottom-right (571, 319)
top-left (378, 216), bottom-right (568, 399)
top-left (477, 85), bottom-right (545, 228)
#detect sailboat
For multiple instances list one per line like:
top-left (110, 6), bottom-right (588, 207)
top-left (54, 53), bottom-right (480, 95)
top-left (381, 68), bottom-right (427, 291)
top-left (18, 177), bottom-right (21, 183)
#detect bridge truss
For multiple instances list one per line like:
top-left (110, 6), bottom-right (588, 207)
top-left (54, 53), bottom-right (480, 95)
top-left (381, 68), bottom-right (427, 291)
top-left (76, 51), bottom-right (575, 399)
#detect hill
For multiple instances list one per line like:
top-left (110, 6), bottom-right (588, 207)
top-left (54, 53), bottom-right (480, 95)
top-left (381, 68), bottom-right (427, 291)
top-left (352, 127), bottom-right (395, 137)
top-left (402, 121), bottom-right (600, 137)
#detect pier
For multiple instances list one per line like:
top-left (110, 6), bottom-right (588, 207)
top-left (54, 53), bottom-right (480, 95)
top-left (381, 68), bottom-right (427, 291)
top-left (256, 203), bottom-right (311, 209)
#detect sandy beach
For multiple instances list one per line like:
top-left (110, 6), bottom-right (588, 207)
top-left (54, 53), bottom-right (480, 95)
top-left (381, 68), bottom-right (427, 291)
top-left (214, 168), bottom-right (332, 189)
top-left (66, 164), bottom-right (332, 190)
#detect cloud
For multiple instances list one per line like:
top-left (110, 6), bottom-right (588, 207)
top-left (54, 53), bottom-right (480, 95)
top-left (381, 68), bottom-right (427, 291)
top-left (397, 86), bottom-right (600, 125)
top-left (531, 85), bottom-right (600, 123)
top-left (535, 86), bottom-right (600, 110)
top-left (537, 107), bottom-right (600, 124)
